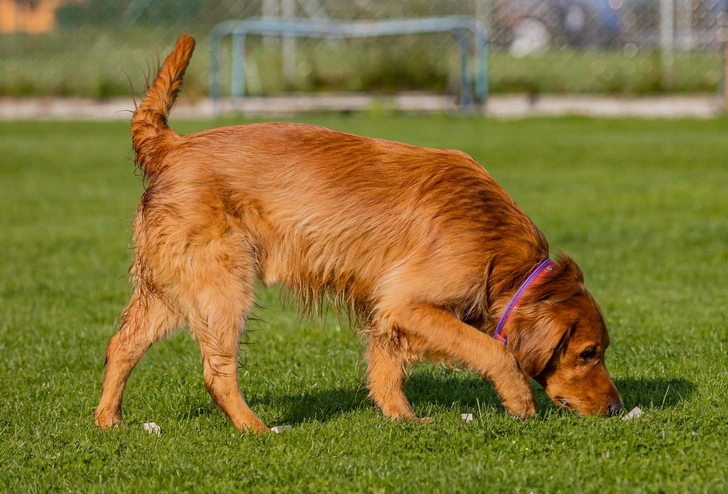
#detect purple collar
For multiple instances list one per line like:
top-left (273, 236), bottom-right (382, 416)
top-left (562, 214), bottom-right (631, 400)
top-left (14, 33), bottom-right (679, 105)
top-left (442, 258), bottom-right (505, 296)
top-left (493, 258), bottom-right (556, 345)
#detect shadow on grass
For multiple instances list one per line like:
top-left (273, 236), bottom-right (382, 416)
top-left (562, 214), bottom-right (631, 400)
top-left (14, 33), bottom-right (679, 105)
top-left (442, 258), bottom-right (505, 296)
top-left (406, 372), bottom-right (503, 410)
top-left (254, 373), bottom-right (544, 425)
top-left (614, 377), bottom-right (696, 409)
top-left (252, 375), bottom-right (696, 425)
top-left (172, 373), bottom-right (696, 425)
top-left (256, 386), bottom-right (366, 424)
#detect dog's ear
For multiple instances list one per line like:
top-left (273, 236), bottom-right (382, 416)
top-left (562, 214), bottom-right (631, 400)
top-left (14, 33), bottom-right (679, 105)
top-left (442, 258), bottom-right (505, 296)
top-left (555, 252), bottom-right (584, 284)
top-left (505, 255), bottom-right (582, 377)
top-left (508, 311), bottom-right (572, 377)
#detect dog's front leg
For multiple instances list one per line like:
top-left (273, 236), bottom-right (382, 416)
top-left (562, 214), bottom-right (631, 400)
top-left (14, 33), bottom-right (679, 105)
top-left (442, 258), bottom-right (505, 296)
top-left (388, 303), bottom-right (537, 419)
top-left (364, 331), bottom-right (417, 421)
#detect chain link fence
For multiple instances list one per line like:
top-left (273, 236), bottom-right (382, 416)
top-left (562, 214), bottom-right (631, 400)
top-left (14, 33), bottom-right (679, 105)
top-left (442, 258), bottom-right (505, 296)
top-left (1, 0), bottom-right (725, 100)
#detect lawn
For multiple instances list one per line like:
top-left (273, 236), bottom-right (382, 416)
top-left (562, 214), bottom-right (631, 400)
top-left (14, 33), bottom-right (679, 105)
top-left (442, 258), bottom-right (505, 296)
top-left (0, 115), bottom-right (727, 492)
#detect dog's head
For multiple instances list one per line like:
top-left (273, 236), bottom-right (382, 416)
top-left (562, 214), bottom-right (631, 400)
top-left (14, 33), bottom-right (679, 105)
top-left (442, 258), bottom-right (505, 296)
top-left (504, 254), bottom-right (623, 417)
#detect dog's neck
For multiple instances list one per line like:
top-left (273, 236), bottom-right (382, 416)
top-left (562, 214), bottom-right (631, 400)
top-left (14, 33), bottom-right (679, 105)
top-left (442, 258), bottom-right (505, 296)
top-left (492, 259), bottom-right (556, 345)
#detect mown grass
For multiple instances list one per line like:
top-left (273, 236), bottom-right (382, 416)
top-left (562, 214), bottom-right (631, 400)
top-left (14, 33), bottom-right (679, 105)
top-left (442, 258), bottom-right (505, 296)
top-left (0, 115), bottom-right (727, 492)
top-left (1, 27), bottom-right (721, 98)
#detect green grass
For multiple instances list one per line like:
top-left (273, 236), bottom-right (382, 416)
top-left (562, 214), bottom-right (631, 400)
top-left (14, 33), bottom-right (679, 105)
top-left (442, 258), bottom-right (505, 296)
top-left (489, 50), bottom-right (722, 95)
top-left (1, 27), bottom-right (722, 98)
top-left (1, 115), bottom-right (727, 492)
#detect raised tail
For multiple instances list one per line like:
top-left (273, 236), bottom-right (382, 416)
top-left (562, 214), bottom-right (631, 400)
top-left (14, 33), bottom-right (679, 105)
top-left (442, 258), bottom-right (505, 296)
top-left (131, 34), bottom-right (196, 179)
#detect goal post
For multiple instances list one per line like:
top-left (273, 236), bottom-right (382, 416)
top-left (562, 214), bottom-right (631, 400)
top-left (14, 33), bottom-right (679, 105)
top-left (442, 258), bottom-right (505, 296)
top-left (209, 17), bottom-right (489, 114)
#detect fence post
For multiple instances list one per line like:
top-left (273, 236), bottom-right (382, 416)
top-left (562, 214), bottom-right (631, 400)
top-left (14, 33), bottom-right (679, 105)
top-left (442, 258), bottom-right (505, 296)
top-left (659, 0), bottom-right (674, 89)
top-left (676, 0), bottom-right (692, 51)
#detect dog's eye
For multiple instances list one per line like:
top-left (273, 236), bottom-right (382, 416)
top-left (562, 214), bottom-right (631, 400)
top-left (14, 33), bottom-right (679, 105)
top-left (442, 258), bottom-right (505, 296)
top-left (579, 347), bottom-right (597, 360)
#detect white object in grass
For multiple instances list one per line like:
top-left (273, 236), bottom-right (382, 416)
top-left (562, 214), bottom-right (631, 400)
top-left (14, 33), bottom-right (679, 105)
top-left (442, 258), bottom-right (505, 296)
top-left (622, 407), bottom-right (643, 421)
top-left (144, 422), bottom-right (161, 435)
top-left (270, 425), bottom-right (292, 433)
top-left (461, 413), bottom-right (474, 423)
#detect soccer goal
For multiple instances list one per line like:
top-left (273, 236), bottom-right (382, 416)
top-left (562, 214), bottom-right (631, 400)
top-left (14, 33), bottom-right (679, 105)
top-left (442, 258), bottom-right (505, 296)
top-left (209, 17), bottom-right (489, 113)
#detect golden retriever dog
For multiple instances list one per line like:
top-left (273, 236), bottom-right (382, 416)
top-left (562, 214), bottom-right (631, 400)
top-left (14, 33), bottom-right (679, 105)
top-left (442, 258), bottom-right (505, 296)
top-left (95, 34), bottom-right (623, 433)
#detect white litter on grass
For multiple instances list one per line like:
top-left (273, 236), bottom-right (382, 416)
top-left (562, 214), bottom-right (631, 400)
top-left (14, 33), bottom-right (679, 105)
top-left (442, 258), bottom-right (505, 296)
top-left (270, 425), bottom-right (292, 434)
top-left (622, 407), bottom-right (643, 421)
top-left (143, 422), bottom-right (161, 435)
top-left (461, 413), bottom-right (474, 423)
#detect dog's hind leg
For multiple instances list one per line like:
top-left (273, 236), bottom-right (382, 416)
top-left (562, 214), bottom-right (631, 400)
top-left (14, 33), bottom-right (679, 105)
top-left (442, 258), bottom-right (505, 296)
top-left (95, 289), bottom-right (182, 428)
top-left (185, 250), bottom-right (267, 434)
top-left (193, 310), bottom-right (267, 434)
top-left (364, 331), bottom-right (416, 421)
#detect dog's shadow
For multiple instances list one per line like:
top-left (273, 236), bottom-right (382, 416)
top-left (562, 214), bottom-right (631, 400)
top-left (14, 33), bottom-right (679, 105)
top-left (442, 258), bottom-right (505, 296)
top-left (613, 376), bottom-right (696, 409)
top-left (251, 374), bottom-right (697, 425)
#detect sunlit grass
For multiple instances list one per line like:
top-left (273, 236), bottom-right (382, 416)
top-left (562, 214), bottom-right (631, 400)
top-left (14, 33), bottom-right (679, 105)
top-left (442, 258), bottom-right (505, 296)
top-left (1, 116), bottom-right (727, 491)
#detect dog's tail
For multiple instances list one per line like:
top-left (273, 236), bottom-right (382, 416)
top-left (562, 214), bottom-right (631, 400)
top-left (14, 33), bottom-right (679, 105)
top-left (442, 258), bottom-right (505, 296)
top-left (131, 34), bottom-right (195, 179)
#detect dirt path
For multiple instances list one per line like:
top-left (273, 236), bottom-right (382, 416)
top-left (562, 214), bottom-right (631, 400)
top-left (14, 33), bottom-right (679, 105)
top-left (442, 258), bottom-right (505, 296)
top-left (0, 94), bottom-right (721, 120)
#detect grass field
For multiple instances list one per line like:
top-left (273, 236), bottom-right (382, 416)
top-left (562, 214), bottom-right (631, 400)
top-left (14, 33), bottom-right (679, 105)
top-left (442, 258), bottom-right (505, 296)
top-left (1, 115), bottom-right (727, 492)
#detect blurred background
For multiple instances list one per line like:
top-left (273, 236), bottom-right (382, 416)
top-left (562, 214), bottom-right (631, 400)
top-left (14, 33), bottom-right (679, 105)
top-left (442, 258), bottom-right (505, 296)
top-left (1, 0), bottom-right (726, 103)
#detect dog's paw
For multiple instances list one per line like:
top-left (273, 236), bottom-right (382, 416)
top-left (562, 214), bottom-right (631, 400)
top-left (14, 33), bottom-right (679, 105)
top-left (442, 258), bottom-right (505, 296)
top-left (503, 396), bottom-right (537, 420)
top-left (498, 376), bottom-right (537, 420)
top-left (387, 414), bottom-right (431, 424)
top-left (506, 399), bottom-right (537, 420)
top-left (238, 419), bottom-right (270, 435)
top-left (94, 419), bottom-right (127, 430)
top-left (94, 408), bottom-right (124, 430)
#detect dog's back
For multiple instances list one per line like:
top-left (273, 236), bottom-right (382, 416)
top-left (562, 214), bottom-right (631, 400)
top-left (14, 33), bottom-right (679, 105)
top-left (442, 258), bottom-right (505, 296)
top-left (150, 120), bottom-right (544, 318)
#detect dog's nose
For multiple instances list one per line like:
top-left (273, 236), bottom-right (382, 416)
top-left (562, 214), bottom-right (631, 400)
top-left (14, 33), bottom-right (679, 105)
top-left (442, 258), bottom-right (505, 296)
top-left (607, 402), bottom-right (624, 416)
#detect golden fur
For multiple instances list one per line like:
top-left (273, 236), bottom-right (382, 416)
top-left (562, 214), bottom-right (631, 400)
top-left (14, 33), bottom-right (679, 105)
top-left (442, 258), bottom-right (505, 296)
top-left (95, 34), bottom-right (622, 433)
